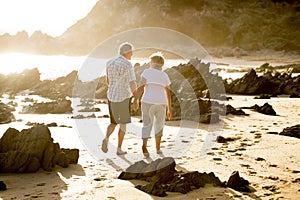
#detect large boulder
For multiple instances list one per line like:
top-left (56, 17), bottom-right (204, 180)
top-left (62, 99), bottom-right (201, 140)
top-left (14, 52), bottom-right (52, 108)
top-left (119, 157), bottom-right (250, 197)
top-left (164, 59), bottom-right (225, 123)
top-left (0, 125), bottom-right (79, 173)
top-left (279, 124), bottom-right (300, 139)
top-left (226, 171), bottom-right (251, 192)
top-left (0, 102), bottom-right (15, 124)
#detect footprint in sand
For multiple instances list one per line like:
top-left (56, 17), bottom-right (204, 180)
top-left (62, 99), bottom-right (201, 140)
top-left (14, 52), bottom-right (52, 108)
top-left (240, 164), bottom-right (250, 168)
top-left (227, 149), bottom-right (237, 153)
top-left (234, 153), bottom-right (243, 156)
top-left (94, 177), bottom-right (107, 181)
top-left (249, 171), bottom-right (257, 175)
top-left (254, 133), bottom-right (262, 139)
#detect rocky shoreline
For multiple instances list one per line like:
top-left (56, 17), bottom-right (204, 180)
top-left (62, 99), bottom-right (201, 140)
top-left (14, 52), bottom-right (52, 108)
top-left (0, 59), bottom-right (300, 199)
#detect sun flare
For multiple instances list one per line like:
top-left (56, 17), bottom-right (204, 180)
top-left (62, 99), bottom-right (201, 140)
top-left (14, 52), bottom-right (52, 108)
top-left (0, 0), bottom-right (98, 36)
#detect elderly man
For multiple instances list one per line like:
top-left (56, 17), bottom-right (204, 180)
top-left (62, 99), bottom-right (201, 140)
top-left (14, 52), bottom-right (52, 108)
top-left (101, 42), bottom-right (137, 155)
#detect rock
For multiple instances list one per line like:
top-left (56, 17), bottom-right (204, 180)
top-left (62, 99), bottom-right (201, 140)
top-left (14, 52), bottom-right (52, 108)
top-left (119, 157), bottom-right (246, 197)
top-left (225, 67), bottom-right (300, 96)
top-left (279, 124), bottom-right (300, 139)
top-left (46, 122), bottom-right (58, 127)
top-left (181, 171), bottom-right (223, 188)
top-left (216, 136), bottom-right (235, 143)
top-left (290, 93), bottom-right (300, 98)
top-left (242, 103), bottom-right (276, 115)
top-left (136, 182), bottom-right (167, 197)
top-left (225, 69), bottom-right (278, 95)
top-left (0, 68), bottom-right (41, 95)
top-left (61, 148), bottom-right (79, 164)
top-left (227, 171), bottom-right (251, 192)
top-left (21, 98), bottom-right (72, 114)
top-left (254, 94), bottom-right (272, 99)
top-left (32, 70), bottom-right (77, 99)
top-left (226, 105), bottom-right (248, 115)
top-left (78, 107), bottom-right (101, 112)
top-left (164, 60), bottom-right (225, 123)
top-left (0, 102), bottom-right (15, 124)
top-left (0, 125), bottom-right (79, 173)
top-left (118, 160), bottom-right (148, 180)
top-left (0, 181), bottom-right (7, 191)
top-left (253, 103), bottom-right (276, 115)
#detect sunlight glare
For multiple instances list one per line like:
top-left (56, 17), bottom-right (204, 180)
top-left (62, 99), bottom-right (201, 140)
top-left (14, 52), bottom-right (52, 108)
top-left (0, 0), bottom-right (98, 36)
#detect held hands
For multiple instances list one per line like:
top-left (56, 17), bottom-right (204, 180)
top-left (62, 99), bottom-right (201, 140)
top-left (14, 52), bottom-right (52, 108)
top-left (133, 99), bottom-right (139, 111)
top-left (167, 109), bottom-right (172, 120)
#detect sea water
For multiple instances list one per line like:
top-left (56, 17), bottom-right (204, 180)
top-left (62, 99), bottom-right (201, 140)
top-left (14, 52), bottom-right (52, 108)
top-left (0, 53), bottom-right (250, 81)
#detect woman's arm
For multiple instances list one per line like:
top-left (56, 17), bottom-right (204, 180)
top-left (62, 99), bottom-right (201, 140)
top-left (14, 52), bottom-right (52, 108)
top-left (165, 86), bottom-right (172, 120)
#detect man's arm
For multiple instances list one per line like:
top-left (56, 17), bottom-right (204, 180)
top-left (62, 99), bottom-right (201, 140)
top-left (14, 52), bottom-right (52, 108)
top-left (129, 80), bottom-right (137, 95)
top-left (132, 77), bottom-right (146, 111)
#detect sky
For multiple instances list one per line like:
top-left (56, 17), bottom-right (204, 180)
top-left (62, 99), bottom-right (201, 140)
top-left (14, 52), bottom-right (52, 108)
top-left (0, 0), bottom-right (99, 37)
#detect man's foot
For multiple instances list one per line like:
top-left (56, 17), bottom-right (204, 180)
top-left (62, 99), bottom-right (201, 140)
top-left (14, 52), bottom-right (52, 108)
top-left (116, 149), bottom-right (127, 155)
top-left (101, 138), bottom-right (108, 153)
top-left (157, 149), bottom-right (163, 155)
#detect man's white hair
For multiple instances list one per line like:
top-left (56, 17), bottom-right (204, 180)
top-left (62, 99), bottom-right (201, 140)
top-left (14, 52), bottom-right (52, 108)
top-left (119, 42), bottom-right (133, 55)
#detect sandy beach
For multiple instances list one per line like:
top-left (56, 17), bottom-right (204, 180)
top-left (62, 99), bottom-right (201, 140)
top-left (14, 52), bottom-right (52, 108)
top-left (0, 93), bottom-right (299, 200)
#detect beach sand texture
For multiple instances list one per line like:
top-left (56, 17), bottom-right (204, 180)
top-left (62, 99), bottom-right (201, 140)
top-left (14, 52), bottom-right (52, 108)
top-left (0, 94), bottom-right (299, 200)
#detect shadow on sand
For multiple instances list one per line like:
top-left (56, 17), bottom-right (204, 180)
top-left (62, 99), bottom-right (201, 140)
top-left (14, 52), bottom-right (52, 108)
top-left (0, 164), bottom-right (85, 200)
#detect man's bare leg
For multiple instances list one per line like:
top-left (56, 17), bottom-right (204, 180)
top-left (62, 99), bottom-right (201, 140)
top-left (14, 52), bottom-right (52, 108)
top-left (101, 123), bottom-right (117, 153)
top-left (116, 124), bottom-right (127, 155)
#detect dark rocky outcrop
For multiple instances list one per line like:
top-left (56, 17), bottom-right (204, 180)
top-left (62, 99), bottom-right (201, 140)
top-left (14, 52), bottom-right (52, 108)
top-left (226, 171), bottom-right (251, 192)
top-left (224, 69), bottom-right (280, 95)
top-left (279, 124), bottom-right (300, 139)
top-left (0, 102), bottom-right (15, 124)
top-left (164, 59), bottom-right (226, 123)
top-left (0, 68), bottom-right (40, 95)
top-left (225, 67), bottom-right (300, 96)
top-left (0, 125), bottom-right (79, 173)
top-left (131, 59), bottom-right (226, 123)
top-left (119, 157), bottom-right (250, 197)
top-left (31, 70), bottom-right (78, 99)
top-left (241, 103), bottom-right (277, 116)
top-left (20, 98), bottom-right (72, 114)
top-left (226, 104), bottom-right (248, 116)
top-left (0, 181), bottom-right (7, 191)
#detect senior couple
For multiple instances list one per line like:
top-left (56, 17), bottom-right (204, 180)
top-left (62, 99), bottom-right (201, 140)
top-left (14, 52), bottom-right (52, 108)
top-left (101, 42), bottom-right (172, 158)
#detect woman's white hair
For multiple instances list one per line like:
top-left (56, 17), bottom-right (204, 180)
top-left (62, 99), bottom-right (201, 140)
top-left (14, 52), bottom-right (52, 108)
top-left (149, 51), bottom-right (165, 69)
top-left (149, 51), bottom-right (165, 60)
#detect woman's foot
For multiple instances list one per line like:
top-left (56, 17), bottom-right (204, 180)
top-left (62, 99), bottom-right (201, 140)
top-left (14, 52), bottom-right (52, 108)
top-left (142, 145), bottom-right (149, 158)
